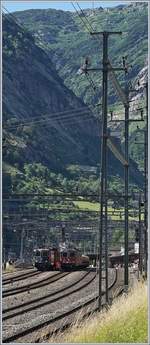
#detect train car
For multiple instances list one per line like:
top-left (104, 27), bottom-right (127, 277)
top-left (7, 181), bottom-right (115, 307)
top-left (60, 247), bottom-right (89, 270)
top-left (33, 243), bottom-right (89, 271)
top-left (33, 247), bottom-right (61, 271)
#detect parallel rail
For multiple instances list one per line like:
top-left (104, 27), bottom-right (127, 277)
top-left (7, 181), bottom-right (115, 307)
top-left (3, 270), bottom-right (96, 320)
top-left (3, 270), bottom-right (118, 343)
top-left (3, 270), bottom-right (41, 285)
top-left (40, 280), bottom-right (124, 343)
top-left (3, 272), bottom-right (70, 298)
top-left (2, 268), bottom-right (35, 280)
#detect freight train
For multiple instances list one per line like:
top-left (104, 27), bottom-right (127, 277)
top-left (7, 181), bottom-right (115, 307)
top-left (33, 246), bottom-right (89, 271)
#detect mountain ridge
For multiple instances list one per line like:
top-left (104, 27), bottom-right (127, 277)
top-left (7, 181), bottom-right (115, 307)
top-left (14, 2), bottom-right (148, 108)
top-left (3, 14), bottom-right (100, 172)
top-left (3, 6), bottom-right (146, 188)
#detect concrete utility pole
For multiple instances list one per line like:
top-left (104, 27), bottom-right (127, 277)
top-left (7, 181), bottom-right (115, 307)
top-left (144, 81), bottom-right (148, 277)
top-left (99, 31), bottom-right (109, 307)
top-left (89, 31), bottom-right (123, 311)
top-left (79, 30), bottom-right (146, 309)
top-left (124, 85), bottom-right (129, 291)
top-left (138, 192), bottom-right (142, 274)
top-left (135, 81), bottom-right (148, 277)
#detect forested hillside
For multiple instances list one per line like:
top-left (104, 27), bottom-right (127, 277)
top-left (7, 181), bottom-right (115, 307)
top-left (3, 15), bottom-right (99, 174)
top-left (15, 2), bottom-right (148, 106)
top-left (3, 2), bottom-right (147, 195)
top-left (2, 3), bottom-right (148, 259)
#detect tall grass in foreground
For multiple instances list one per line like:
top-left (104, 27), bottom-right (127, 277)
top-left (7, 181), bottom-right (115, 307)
top-left (2, 264), bottom-right (16, 273)
top-left (49, 282), bottom-right (148, 343)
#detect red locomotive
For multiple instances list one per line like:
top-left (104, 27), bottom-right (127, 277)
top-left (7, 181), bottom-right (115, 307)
top-left (60, 246), bottom-right (89, 270)
top-left (33, 226), bottom-right (89, 271)
top-left (33, 246), bottom-right (89, 271)
top-left (33, 247), bottom-right (61, 271)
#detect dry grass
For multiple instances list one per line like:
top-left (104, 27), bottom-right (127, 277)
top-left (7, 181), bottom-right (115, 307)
top-left (2, 263), bottom-right (16, 273)
top-left (48, 281), bottom-right (148, 343)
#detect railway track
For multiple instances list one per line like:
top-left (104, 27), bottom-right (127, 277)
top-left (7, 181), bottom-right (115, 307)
top-left (3, 269), bottom-right (119, 343)
top-left (3, 270), bottom-right (41, 285)
top-left (39, 274), bottom-right (124, 343)
top-left (3, 270), bottom-right (96, 320)
top-left (3, 272), bottom-right (70, 298)
top-left (2, 268), bottom-right (35, 280)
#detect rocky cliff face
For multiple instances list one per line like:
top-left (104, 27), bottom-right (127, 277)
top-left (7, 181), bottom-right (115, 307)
top-left (3, 14), bottom-right (99, 170)
top-left (130, 64), bottom-right (148, 113)
top-left (3, 12), bottom-right (144, 186)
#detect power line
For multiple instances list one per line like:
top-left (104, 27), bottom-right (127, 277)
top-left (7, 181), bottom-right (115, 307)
top-left (2, 192), bottom-right (141, 197)
top-left (3, 7), bottom-right (27, 29)
top-left (2, 7), bottom-right (100, 158)
top-left (75, 2), bottom-right (99, 44)
top-left (3, 114), bottom-right (98, 159)
top-left (76, 2), bottom-right (96, 34)
top-left (3, 107), bottom-right (91, 124)
top-left (71, 2), bottom-right (92, 35)
top-left (85, 72), bottom-right (98, 92)
top-left (72, 3), bottom-right (101, 97)
top-left (3, 6), bottom-right (99, 130)
top-left (4, 111), bottom-right (97, 131)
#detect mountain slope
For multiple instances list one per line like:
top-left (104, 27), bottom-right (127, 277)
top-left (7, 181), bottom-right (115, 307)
top-left (3, 14), bottom-right (99, 171)
top-left (2, 12), bottom-right (144, 188)
top-left (14, 2), bottom-right (148, 107)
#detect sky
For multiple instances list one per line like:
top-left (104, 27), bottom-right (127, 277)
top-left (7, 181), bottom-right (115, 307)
top-left (2, 1), bottom-right (129, 13)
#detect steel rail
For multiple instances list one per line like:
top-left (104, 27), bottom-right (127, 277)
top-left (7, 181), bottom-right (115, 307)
top-left (3, 271), bottom-right (96, 320)
top-left (3, 270), bottom-right (117, 343)
top-left (2, 268), bottom-right (35, 278)
top-left (40, 286), bottom-right (124, 343)
top-left (3, 270), bottom-right (91, 313)
top-left (3, 272), bottom-right (70, 298)
top-left (36, 283), bottom-right (124, 342)
top-left (3, 270), bottom-right (41, 285)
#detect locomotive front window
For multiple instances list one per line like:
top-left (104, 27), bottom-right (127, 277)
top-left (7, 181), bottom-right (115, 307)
top-left (34, 251), bottom-right (40, 256)
top-left (62, 252), bottom-right (67, 257)
top-left (42, 251), bottom-right (49, 257)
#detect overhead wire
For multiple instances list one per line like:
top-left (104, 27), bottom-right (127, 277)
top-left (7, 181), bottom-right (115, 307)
top-left (4, 107), bottom-right (90, 123)
top-left (85, 72), bottom-right (98, 92)
top-left (3, 113), bottom-right (98, 163)
top-left (3, 6), bottom-right (34, 39)
top-left (3, 7), bottom-right (98, 131)
top-left (3, 3), bottom-right (97, 163)
top-left (3, 6), bottom-right (55, 53)
top-left (76, 2), bottom-right (96, 34)
top-left (71, 2), bottom-right (92, 35)
top-left (3, 5), bottom-right (100, 121)
top-left (72, 2), bottom-right (99, 43)
top-left (3, 109), bottom-right (96, 130)
top-left (4, 116), bottom-right (98, 134)
top-left (3, 208), bottom-right (138, 215)
top-left (3, 114), bottom-right (98, 164)
top-left (71, 3), bottom-right (100, 99)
